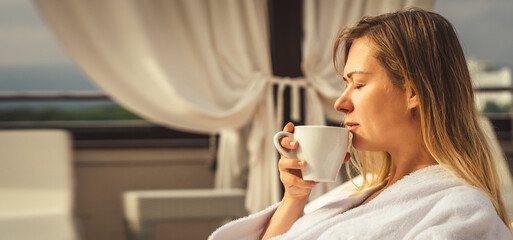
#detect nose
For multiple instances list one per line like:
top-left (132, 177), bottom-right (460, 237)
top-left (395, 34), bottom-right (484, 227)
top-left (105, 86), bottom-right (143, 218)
top-left (334, 89), bottom-right (353, 114)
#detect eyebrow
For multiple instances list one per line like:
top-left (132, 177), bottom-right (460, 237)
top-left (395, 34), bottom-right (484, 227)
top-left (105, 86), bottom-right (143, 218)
top-left (343, 71), bottom-right (369, 82)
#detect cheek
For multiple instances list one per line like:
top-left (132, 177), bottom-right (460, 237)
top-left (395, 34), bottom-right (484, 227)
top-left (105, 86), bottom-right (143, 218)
top-left (370, 97), bottom-right (410, 141)
top-left (357, 92), bottom-right (388, 128)
top-left (352, 90), bottom-right (406, 150)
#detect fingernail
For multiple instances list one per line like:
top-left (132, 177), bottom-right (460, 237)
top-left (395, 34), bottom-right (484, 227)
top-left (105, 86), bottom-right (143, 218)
top-left (290, 141), bottom-right (296, 147)
top-left (298, 161), bottom-right (303, 166)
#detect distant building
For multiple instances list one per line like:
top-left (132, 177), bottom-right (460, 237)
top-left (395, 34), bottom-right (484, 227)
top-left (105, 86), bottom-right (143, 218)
top-left (468, 58), bottom-right (513, 115)
top-left (468, 58), bottom-right (512, 88)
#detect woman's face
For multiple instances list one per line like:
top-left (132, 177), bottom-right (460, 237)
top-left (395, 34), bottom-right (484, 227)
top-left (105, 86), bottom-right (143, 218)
top-left (334, 36), bottom-right (416, 152)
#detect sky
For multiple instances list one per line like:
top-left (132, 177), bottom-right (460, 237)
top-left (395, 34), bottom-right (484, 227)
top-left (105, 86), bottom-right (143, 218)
top-left (0, 0), bottom-right (96, 91)
top-left (0, 0), bottom-right (512, 91)
top-left (0, 0), bottom-right (72, 66)
top-left (434, 0), bottom-right (513, 70)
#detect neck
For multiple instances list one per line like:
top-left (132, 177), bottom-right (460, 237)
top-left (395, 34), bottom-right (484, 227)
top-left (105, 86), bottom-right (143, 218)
top-left (359, 141), bottom-right (437, 206)
top-left (385, 141), bottom-right (437, 188)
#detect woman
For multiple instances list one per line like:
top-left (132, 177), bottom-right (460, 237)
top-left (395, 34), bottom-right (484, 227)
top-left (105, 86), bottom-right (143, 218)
top-left (209, 9), bottom-right (513, 239)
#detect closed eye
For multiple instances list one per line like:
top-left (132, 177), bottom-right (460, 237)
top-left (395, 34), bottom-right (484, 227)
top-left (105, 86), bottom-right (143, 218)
top-left (342, 77), bottom-right (348, 88)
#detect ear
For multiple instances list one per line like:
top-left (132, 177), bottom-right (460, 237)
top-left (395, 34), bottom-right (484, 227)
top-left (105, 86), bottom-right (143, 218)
top-left (406, 85), bottom-right (419, 110)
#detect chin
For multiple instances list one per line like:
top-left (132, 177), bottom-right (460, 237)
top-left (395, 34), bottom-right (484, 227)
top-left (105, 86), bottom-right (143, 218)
top-left (352, 143), bottom-right (367, 151)
top-left (351, 137), bottom-right (376, 152)
top-left (351, 139), bottom-right (365, 151)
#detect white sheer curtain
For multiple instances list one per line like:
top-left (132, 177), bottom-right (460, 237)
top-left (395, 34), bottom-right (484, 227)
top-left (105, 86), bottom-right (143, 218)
top-left (33, 0), bottom-right (270, 132)
top-left (33, 0), bottom-right (282, 213)
top-left (301, 0), bottom-right (436, 199)
top-left (480, 119), bottom-right (513, 219)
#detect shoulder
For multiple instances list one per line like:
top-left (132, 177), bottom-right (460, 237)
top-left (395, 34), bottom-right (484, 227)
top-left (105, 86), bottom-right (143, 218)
top-left (413, 185), bottom-right (512, 239)
top-left (395, 165), bottom-right (494, 212)
top-left (389, 165), bottom-right (512, 239)
top-left (425, 177), bottom-right (500, 224)
top-left (436, 184), bottom-right (493, 209)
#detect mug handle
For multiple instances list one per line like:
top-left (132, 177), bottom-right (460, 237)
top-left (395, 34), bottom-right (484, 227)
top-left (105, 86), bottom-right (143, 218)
top-left (273, 131), bottom-right (297, 159)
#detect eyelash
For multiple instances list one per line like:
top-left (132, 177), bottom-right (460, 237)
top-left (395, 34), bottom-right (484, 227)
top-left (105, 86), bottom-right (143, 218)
top-left (343, 81), bottom-right (364, 89)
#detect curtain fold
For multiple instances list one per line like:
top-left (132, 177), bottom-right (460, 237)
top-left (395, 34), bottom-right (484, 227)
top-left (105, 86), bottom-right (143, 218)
top-left (480, 117), bottom-right (513, 218)
top-left (215, 128), bottom-right (248, 189)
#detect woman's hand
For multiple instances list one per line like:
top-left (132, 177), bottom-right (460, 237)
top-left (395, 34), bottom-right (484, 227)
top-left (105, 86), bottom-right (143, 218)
top-left (278, 122), bottom-right (351, 201)
top-left (261, 122), bottom-right (351, 240)
top-left (278, 122), bottom-right (319, 201)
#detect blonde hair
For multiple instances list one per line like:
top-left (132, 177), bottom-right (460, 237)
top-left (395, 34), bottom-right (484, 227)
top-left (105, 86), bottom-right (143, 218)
top-left (333, 8), bottom-right (512, 231)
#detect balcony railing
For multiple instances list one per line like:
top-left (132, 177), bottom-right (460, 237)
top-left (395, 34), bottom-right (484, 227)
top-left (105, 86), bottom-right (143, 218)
top-left (0, 91), bottom-right (109, 101)
top-left (0, 91), bottom-right (213, 149)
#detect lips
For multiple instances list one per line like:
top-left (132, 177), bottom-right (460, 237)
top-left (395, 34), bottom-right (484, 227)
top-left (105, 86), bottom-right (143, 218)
top-left (344, 121), bottom-right (359, 132)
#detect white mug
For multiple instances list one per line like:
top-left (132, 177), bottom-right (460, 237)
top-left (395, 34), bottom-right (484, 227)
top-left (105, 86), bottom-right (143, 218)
top-left (273, 126), bottom-right (350, 182)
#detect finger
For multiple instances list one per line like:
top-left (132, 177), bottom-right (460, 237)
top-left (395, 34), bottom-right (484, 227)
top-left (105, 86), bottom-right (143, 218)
top-left (281, 174), bottom-right (318, 189)
top-left (283, 122), bottom-right (295, 133)
top-left (280, 136), bottom-right (298, 150)
top-left (343, 152), bottom-right (351, 163)
top-left (299, 180), bottom-right (319, 189)
top-left (291, 181), bottom-right (319, 190)
top-left (279, 158), bottom-right (306, 171)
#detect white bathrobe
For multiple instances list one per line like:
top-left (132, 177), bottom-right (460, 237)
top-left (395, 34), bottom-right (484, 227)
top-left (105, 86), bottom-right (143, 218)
top-left (209, 165), bottom-right (512, 240)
